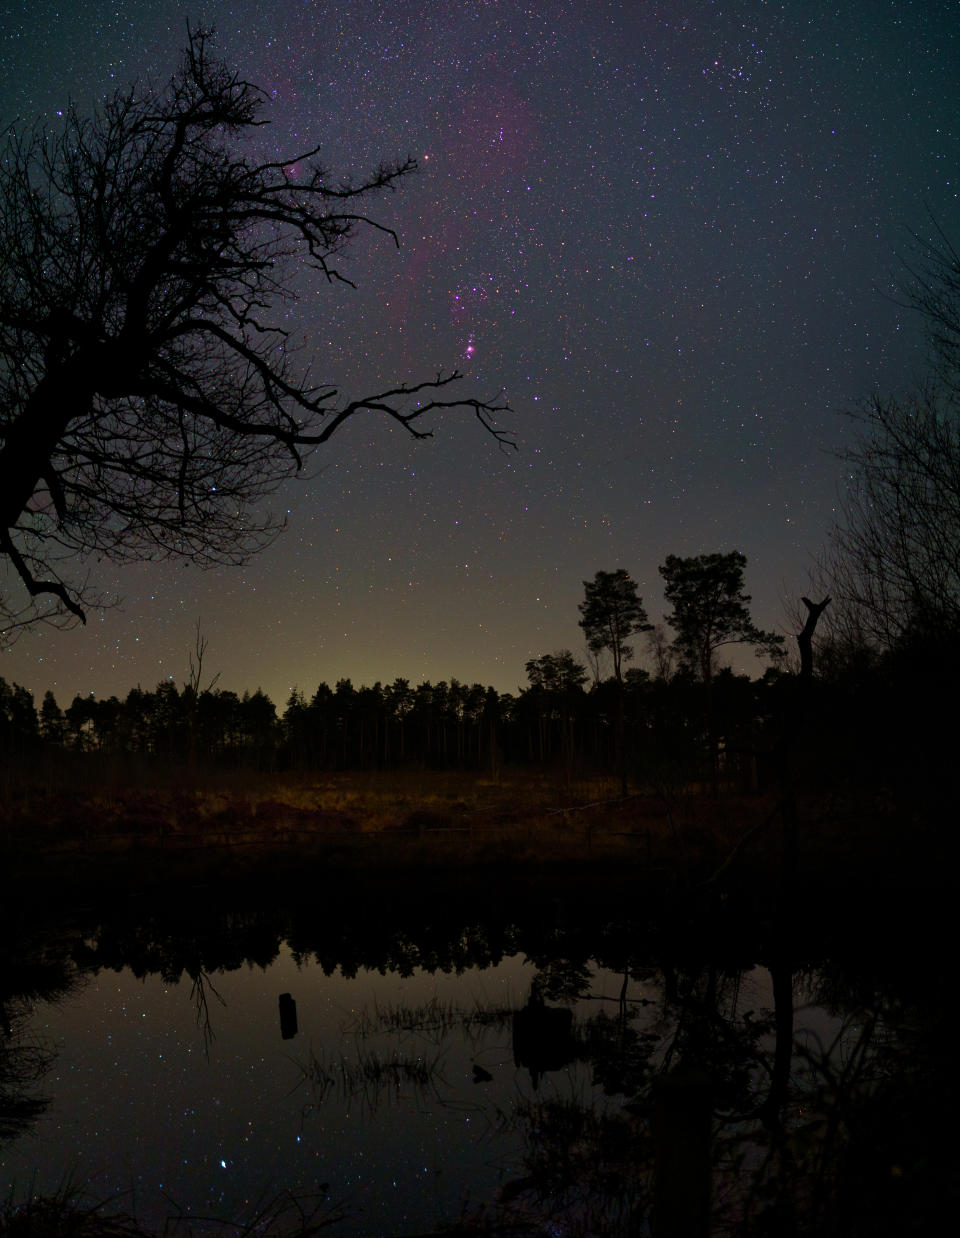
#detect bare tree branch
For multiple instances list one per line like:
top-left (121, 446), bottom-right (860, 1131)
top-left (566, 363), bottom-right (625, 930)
top-left (0, 27), bottom-right (513, 629)
top-left (830, 381), bottom-right (960, 645)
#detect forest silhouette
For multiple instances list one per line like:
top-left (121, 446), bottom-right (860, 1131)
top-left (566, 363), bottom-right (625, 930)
top-left (0, 544), bottom-right (953, 903)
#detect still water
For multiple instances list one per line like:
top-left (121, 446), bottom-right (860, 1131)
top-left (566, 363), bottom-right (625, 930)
top-left (6, 950), bottom-right (586, 1233)
top-left (0, 885), bottom-right (952, 1236)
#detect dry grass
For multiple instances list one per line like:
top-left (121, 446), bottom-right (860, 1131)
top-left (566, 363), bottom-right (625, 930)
top-left (0, 765), bottom-right (720, 891)
top-left (1, 767), bottom-right (659, 848)
top-left (3, 761), bottom-right (936, 898)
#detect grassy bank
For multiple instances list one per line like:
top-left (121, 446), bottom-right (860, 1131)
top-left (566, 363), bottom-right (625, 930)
top-left (1, 765), bottom-right (951, 904)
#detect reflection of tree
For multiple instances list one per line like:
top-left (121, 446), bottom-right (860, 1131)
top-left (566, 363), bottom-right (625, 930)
top-left (496, 1094), bottom-right (650, 1233)
top-left (511, 987), bottom-right (575, 1090)
top-left (188, 968), bottom-right (226, 1056)
top-left (6, 885), bottom-right (954, 1236)
top-left (0, 947), bottom-right (78, 1147)
top-left (486, 947), bottom-right (955, 1238)
top-left (529, 958), bottom-right (593, 1003)
top-left (0, 1006), bottom-right (55, 1145)
top-left (773, 977), bottom-right (954, 1238)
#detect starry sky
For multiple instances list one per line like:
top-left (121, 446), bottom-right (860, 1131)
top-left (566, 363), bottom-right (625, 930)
top-left (1, 1), bottom-right (957, 708)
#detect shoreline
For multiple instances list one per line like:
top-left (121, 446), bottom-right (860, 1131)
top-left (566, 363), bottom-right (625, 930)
top-left (2, 768), bottom-right (953, 911)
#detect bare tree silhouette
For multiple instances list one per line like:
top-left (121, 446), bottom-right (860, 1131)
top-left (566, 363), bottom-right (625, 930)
top-left (828, 225), bottom-right (960, 647)
top-left (0, 27), bottom-right (511, 633)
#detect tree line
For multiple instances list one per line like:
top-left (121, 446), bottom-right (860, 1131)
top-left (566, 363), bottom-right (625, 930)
top-left (0, 550), bottom-right (808, 792)
top-left (2, 543), bottom-right (950, 817)
top-left (0, 659), bottom-right (774, 786)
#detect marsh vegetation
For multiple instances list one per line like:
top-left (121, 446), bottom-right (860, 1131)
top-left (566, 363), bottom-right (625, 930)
top-left (1, 874), bottom-right (953, 1237)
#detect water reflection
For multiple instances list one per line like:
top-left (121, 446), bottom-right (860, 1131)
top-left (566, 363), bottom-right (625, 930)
top-left (0, 890), bottom-right (954, 1236)
top-left (278, 992), bottom-right (298, 1041)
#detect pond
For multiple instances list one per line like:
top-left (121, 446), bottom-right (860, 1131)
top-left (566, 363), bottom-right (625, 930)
top-left (0, 872), bottom-right (954, 1236)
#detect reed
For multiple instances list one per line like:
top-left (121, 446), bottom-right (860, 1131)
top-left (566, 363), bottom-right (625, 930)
top-left (300, 1044), bottom-right (445, 1112)
top-left (347, 995), bottom-right (514, 1039)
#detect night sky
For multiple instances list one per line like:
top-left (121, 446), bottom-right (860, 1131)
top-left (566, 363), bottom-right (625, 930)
top-left (1, 1), bottom-right (957, 708)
